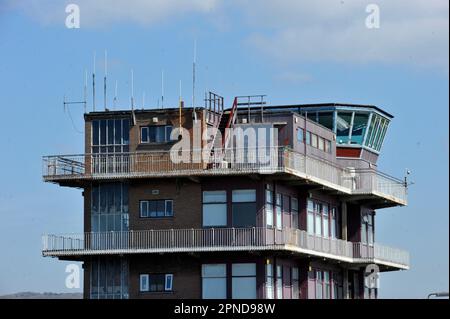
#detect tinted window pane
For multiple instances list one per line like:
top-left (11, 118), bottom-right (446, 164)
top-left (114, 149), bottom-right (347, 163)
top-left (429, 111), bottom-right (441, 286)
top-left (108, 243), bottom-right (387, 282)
top-left (141, 127), bottom-right (148, 143)
top-left (203, 203), bottom-right (227, 226)
top-left (107, 120), bottom-right (114, 145)
top-left (336, 112), bottom-right (352, 144)
top-left (232, 202), bottom-right (256, 227)
top-left (114, 119), bottom-right (122, 144)
top-left (92, 120), bottom-right (99, 146)
top-left (166, 200), bottom-right (173, 216)
top-left (318, 112), bottom-right (334, 129)
top-left (100, 120), bottom-right (107, 145)
top-left (203, 191), bottom-right (226, 203)
top-left (232, 189), bottom-right (256, 202)
top-left (122, 119), bottom-right (129, 144)
top-left (351, 113), bottom-right (369, 144)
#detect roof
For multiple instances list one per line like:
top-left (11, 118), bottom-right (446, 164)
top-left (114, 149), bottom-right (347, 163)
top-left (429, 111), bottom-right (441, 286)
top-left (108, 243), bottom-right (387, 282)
top-left (84, 107), bottom-right (202, 120)
top-left (230, 103), bottom-right (394, 119)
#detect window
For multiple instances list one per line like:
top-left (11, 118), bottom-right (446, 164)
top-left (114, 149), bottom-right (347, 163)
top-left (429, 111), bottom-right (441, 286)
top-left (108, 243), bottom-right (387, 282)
top-left (291, 197), bottom-right (299, 229)
top-left (276, 265), bottom-right (283, 299)
top-left (331, 207), bottom-right (337, 239)
top-left (351, 113), bottom-right (369, 145)
top-left (232, 189), bottom-right (256, 227)
top-left (141, 127), bottom-right (149, 143)
top-left (266, 189), bottom-right (274, 227)
top-left (140, 274), bottom-right (149, 292)
top-left (91, 257), bottom-right (128, 299)
top-left (323, 271), bottom-right (331, 299)
top-left (323, 204), bottom-right (329, 238)
top-left (275, 193), bottom-right (282, 230)
top-left (266, 263), bottom-right (274, 299)
top-left (91, 183), bottom-right (129, 232)
top-left (139, 274), bottom-right (173, 292)
top-left (315, 270), bottom-right (323, 299)
top-left (202, 264), bottom-right (226, 299)
top-left (332, 272), bottom-right (343, 299)
top-left (317, 112), bottom-right (334, 129)
top-left (311, 133), bottom-right (318, 148)
top-left (292, 267), bottom-right (299, 299)
top-left (232, 263), bottom-right (257, 299)
top-left (307, 200), bottom-right (314, 235)
top-left (140, 125), bottom-right (174, 143)
top-left (336, 112), bottom-right (352, 144)
top-left (297, 128), bottom-right (304, 143)
top-left (306, 131), bottom-right (311, 145)
top-left (140, 200), bottom-right (173, 218)
top-left (318, 137), bottom-right (325, 151)
top-left (91, 118), bottom-right (130, 154)
top-left (361, 212), bottom-right (375, 245)
top-left (203, 191), bottom-right (227, 227)
top-left (165, 274), bottom-right (173, 291)
top-left (325, 140), bottom-right (332, 154)
top-left (307, 199), bottom-right (338, 238)
top-left (314, 203), bottom-right (322, 236)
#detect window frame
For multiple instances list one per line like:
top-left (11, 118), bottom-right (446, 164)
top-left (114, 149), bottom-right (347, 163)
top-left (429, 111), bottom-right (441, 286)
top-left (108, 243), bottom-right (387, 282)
top-left (139, 199), bottom-right (174, 218)
top-left (202, 190), bottom-right (227, 227)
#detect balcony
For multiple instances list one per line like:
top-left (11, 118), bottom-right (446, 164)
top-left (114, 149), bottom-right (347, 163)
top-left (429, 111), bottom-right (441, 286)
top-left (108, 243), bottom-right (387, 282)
top-left (42, 147), bottom-right (407, 206)
top-left (42, 227), bottom-right (409, 270)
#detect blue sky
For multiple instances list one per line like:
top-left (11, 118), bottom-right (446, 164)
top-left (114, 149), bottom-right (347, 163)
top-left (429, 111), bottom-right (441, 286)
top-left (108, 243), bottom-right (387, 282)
top-left (0, 0), bottom-right (448, 298)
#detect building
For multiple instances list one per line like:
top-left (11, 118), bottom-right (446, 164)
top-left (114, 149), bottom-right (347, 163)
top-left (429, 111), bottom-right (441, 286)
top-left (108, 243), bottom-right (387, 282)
top-left (42, 93), bottom-right (409, 299)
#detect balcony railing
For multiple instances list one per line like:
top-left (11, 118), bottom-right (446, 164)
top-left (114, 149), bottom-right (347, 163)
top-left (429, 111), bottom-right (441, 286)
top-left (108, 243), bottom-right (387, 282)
top-left (42, 227), bottom-right (409, 270)
top-left (43, 148), bottom-right (407, 205)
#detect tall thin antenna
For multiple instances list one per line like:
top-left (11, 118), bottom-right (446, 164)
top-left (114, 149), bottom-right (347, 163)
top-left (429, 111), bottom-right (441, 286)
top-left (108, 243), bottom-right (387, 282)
top-left (84, 69), bottom-right (88, 113)
top-left (113, 80), bottom-right (118, 110)
top-left (131, 69), bottom-right (134, 110)
top-left (92, 51), bottom-right (96, 111)
top-left (192, 39), bottom-right (197, 109)
top-left (104, 50), bottom-right (107, 110)
top-left (179, 79), bottom-right (182, 133)
top-left (142, 91), bottom-right (146, 110)
top-left (161, 69), bottom-right (164, 109)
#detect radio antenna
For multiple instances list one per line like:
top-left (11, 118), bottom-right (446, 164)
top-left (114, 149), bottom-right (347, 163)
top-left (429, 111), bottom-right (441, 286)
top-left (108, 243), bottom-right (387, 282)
top-left (92, 51), bottom-right (96, 111)
top-left (113, 80), bottom-right (118, 110)
top-left (131, 69), bottom-right (134, 110)
top-left (161, 69), bottom-right (164, 109)
top-left (192, 39), bottom-right (196, 109)
top-left (104, 50), bottom-right (107, 111)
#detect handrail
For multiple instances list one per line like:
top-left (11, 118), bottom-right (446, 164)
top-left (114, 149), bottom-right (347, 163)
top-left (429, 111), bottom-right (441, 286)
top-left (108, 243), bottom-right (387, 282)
top-left (41, 227), bottom-right (409, 269)
top-left (42, 147), bottom-right (407, 204)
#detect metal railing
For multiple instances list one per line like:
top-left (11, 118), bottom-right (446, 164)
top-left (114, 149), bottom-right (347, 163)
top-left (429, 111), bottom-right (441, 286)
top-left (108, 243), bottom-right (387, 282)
top-left (42, 147), bottom-right (407, 205)
top-left (42, 227), bottom-right (409, 269)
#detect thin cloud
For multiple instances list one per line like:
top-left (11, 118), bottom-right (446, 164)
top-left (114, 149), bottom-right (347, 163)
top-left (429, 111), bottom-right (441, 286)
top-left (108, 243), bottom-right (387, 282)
top-left (241, 0), bottom-right (449, 70)
top-left (6, 0), bottom-right (220, 27)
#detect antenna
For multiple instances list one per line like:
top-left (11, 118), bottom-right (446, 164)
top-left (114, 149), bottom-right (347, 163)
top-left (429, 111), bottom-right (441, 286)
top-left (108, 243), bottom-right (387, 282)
top-left (113, 80), bottom-right (118, 110)
top-left (192, 39), bottom-right (196, 109)
top-left (84, 69), bottom-right (88, 113)
top-left (142, 91), bottom-right (145, 110)
top-left (131, 69), bottom-right (134, 110)
top-left (161, 69), bottom-right (164, 109)
top-left (104, 50), bottom-right (107, 111)
top-left (92, 51), bottom-right (96, 111)
top-left (63, 71), bottom-right (87, 133)
top-left (179, 80), bottom-right (183, 137)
